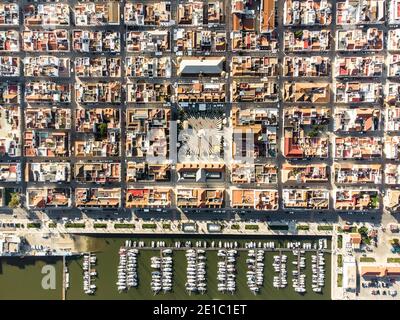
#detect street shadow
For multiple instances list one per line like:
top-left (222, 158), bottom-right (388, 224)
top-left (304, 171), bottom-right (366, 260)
top-left (0, 257), bottom-right (60, 274)
top-left (337, 212), bottom-right (383, 225)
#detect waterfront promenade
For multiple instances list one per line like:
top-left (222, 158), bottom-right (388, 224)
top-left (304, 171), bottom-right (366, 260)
top-left (0, 217), bottom-right (336, 237)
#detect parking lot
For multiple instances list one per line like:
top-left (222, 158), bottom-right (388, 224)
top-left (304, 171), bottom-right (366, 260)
top-left (359, 277), bottom-right (399, 300)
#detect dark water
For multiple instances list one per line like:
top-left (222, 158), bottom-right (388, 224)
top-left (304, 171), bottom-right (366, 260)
top-left (67, 235), bottom-right (331, 300)
top-left (0, 257), bottom-right (62, 300)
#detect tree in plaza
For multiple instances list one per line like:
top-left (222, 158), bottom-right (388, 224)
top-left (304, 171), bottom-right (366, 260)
top-left (8, 192), bottom-right (20, 208)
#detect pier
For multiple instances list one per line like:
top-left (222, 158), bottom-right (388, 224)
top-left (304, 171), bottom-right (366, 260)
top-left (62, 255), bottom-right (66, 300)
top-left (118, 242), bottom-right (332, 254)
top-left (82, 252), bottom-right (97, 295)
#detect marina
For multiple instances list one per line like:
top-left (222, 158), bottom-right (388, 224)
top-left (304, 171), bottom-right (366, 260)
top-left (273, 253), bottom-right (288, 289)
top-left (217, 249), bottom-right (237, 294)
top-left (291, 243), bottom-right (306, 293)
top-left (65, 235), bottom-right (331, 300)
top-left (185, 248), bottom-right (207, 294)
top-left (0, 235), bottom-right (331, 300)
top-left (150, 249), bottom-right (173, 294)
top-left (116, 241), bottom-right (139, 292)
top-left (246, 249), bottom-right (265, 294)
top-left (82, 253), bottom-right (97, 295)
top-left (311, 240), bottom-right (326, 293)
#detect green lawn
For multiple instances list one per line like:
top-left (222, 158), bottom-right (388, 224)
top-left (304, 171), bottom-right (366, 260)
top-left (360, 257), bottom-right (376, 263)
top-left (65, 223), bottom-right (86, 228)
top-left (337, 274), bottom-right (343, 288)
top-left (318, 225), bottom-right (333, 231)
top-left (337, 254), bottom-right (343, 268)
top-left (27, 223), bottom-right (41, 229)
top-left (114, 224), bottom-right (135, 229)
top-left (142, 224), bottom-right (157, 229)
top-left (297, 225), bottom-right (310, 231)
top-left (94, 223), bottom-right (108, 229)
top-left (244, 225), bottom-right (259, 231)
top-left (337, 235), bottom-right (343, 249)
